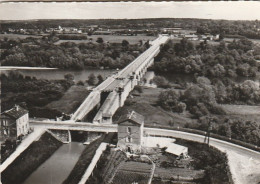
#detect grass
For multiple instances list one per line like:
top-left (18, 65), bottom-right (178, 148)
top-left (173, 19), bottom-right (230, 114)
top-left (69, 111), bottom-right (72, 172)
top-left (54, 35), bottom-right (156, 45)
top-left (0, 33), bottom-right (41, 39)
top-left (220, 104), bottom-right (260, 115)
top-left (113, 87), bottom-right (195, 127)
top-left (111, 170), bottom-right (149, 184)
top-left (46, 85), bottom-right (90, 115)
top-left (1, 132), bottom-right (62, 184)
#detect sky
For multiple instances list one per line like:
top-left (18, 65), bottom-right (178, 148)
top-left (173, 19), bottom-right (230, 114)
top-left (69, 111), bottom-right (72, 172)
top-left (0, 2), bottom-right (260, 21)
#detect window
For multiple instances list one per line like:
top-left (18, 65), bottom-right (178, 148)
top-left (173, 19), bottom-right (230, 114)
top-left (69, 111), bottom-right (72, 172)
top-left (126, 136), bottom-right (132, 143)
top-left (127, 127), bottom-right (131, 134)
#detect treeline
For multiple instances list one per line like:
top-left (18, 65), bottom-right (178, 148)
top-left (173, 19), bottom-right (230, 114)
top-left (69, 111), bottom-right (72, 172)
top-left (58, 34), bottom-right (88, 40)
top-left (0, 35), bottom-right (147, 69)
top-left (156, 76), bottom-right (260, 146)
top-left (153, 38), bottom-right (259, 78)
top-left (1, 71), bottom-right (74, 118)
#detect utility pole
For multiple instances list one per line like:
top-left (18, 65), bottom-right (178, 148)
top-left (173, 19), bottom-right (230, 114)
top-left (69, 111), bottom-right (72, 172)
top-left (204, 116), bottom-right (213, 146)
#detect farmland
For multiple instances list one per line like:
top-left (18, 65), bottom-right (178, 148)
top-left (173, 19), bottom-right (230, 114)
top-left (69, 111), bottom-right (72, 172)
top-left (54, 34), bottom-right (156, 45)
top-left (0, 33), bottom-right (41, 39)
top-left (111, 161), bottom-right (152, 184)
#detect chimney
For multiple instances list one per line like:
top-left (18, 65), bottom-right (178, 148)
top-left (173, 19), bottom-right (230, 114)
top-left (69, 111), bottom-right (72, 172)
top-left (15, 104), bottom-right (19, 111)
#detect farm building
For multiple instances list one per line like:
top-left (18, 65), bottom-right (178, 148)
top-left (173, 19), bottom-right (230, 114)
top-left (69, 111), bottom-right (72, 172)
top-left (165, 143), bottom-right (188, 158)
top-left (117, 111), bottom-right (144, 152)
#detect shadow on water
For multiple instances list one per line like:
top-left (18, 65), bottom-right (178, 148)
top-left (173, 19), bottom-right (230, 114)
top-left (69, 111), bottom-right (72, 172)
top-left (23, 142), bottom-right (85, 184)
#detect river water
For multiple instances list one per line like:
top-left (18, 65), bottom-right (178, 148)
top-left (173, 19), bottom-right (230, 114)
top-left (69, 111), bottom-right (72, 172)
top-left (23, 142), bottom-right (85, 184)
top-left (1, 68), bottom-right (116, 82)
top-left (2, 68), bottom-right (258, 84)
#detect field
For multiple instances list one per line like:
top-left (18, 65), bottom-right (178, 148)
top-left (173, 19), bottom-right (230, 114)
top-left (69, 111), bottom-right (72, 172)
top-left (87, 149), bottom-right (126, 184)
top-left (111, 161), bottom-right (152, 184)
top-left (0, 33), bottom-right (41, 39)
top-left (54, 34), bottom-right (156, 45)
top-left (46, 85), bottom-right (90, 115)
top-left (113, 87), bottom-right (195, 127)
top-left (219, 104), bottom-right (260, 125)
top-left (220, 104), bottom-right (260, 115)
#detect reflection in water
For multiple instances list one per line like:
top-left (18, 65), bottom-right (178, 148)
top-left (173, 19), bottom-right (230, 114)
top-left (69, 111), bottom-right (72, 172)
top-left (23, 142), bottom-right (85, 184)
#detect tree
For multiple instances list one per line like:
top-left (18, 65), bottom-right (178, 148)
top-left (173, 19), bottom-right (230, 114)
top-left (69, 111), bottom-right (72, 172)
top-left (96, 37), bottom-right (104, 44)
top-left (158, 90), bottom-right (180, 110)
top-left (122, 40), bottom-right (129, 48)
top-left (153, 76), bottom-right (170, 88)
top-left (77, 80), bottom-right (84, 86)
top-left (87, 73), bottom-right (97, 86)
top-left (64, 73), bottom-right (74, 81)
top-left (97, 74), bottom-right (104, 84)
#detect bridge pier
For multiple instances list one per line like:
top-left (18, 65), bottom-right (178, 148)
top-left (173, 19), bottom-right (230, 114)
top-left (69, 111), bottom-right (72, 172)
top-left (68, 130), bottom-right (72, 143)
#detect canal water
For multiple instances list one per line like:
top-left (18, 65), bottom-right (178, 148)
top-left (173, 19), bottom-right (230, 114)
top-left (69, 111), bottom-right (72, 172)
top-left (23, 142), bottom-right (85, 184)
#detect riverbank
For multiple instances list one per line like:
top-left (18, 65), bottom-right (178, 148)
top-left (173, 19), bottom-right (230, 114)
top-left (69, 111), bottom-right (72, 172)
top-left (1, 132), bottom-right (63, 184)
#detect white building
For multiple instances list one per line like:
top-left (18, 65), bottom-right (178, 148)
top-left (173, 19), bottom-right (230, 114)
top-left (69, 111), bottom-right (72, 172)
top-left (0, 105), bottom-right (30, 139)
top-left (165, 143), bottom-right (188, 158)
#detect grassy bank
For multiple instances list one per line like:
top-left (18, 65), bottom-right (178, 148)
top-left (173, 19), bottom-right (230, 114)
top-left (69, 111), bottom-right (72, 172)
top-left (63, 133), bottom-right (117, 184)
top-left (46, 85), bottom-right (90, 115)
top-left (113, 87), bottom-right (196, 127)
top-left (1, 132), bottom-right (63, 184)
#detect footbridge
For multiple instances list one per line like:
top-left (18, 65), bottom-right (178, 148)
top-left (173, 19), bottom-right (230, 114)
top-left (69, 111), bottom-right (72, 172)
top-left (71, 35), bottom-right (169, 123)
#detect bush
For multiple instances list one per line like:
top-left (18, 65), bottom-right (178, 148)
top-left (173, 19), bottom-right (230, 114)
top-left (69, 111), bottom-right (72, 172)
top-left (134, 85), bottom-right (143, 93)
top-left (153, 76), bottom-right (171, 88)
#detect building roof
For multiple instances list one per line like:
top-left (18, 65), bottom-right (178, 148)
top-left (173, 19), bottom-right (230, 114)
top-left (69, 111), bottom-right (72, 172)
top-left (165, 143), bottom-right (188, 156)
top-left (117, 111), bottom-right (144, 125)
top-left (143, 137), bottom-right (176, 148)
top-left (1, 105), bottom-right (28, 120)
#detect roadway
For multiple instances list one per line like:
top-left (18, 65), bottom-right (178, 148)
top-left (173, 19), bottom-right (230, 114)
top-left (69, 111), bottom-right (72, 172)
top-left (29, 120), bottom-right (117, 133)
top-left (29, 121), bottom-right (260, 159)
top-left (144, 128), bottom-right (260, 159)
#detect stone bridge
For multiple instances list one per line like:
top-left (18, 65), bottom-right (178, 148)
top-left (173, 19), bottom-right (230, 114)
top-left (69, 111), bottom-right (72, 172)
top-left (71, 35), bottom-right (169, 123)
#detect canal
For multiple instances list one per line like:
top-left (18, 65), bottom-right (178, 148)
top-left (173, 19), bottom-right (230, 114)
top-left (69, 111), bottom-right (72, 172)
top-left (23, 142), bottom-right (85, 184)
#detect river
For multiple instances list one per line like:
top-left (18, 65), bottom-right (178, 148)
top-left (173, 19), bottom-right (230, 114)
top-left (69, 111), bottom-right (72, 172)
top-left (2, 68), bottom-right (259, 84)
top-left (1, 68), bottom-right (116, 82)
top-left (23, 142), bottom-right (85, 184)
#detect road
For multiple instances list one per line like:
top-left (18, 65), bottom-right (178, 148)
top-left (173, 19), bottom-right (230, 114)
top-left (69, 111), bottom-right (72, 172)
top-left (144, 127), bottom-right (260, 184)
top-left (28, 121), bottom-right (260, 183)
top-left (29, 120), bottom-right (117, 133)
top-left (144, 128), bottom-right (260, 159)
top-left (29, 121), bottom-right (260, 159)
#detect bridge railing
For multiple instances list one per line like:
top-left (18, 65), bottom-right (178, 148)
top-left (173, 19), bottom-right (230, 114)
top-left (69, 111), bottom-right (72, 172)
top-left (145, 125), bottom-right (260, 152)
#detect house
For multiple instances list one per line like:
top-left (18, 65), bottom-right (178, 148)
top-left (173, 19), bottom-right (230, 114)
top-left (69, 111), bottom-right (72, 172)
top-left (165, 143), bottom-right (188, 158)
top-left (0, 105), bottom-right (29, 139)
top-left (184, 34), bottom-right (199, 41)
top-left (117, 111), bottom-right (144, 152)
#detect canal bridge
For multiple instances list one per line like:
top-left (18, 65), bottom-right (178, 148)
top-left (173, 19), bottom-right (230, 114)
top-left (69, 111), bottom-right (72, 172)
top-left (71, 35), bottom-right (169, 123)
